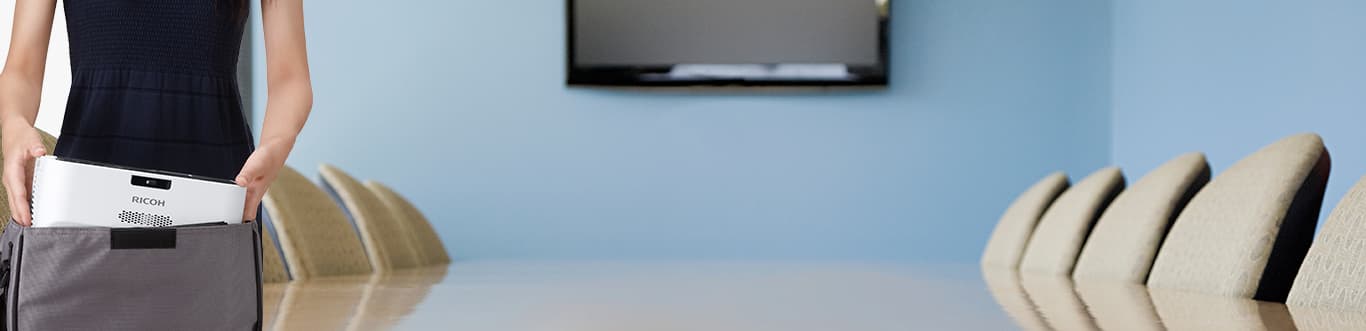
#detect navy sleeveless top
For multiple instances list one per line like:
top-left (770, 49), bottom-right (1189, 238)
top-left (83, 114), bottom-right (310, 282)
top-left (55, 0), bottom-right (253, 181)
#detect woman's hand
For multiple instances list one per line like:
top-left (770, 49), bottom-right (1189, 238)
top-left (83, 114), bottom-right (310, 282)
top-left (234, 138), bottom-right (294, 222)
top-left (1, 122), bottom-right (47, 226)
top-left (242, 0), bottom-right (312, 222)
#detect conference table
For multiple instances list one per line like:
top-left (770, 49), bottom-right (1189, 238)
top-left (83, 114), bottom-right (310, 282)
top-left (261, 261), bottom-right (1357, 330)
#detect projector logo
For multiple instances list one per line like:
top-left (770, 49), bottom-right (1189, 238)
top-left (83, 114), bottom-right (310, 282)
top-left (132, 196), bottom-right (166, 207)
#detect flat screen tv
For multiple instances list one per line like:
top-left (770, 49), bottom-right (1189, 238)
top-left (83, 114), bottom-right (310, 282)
top-left (567, 0), bottom-right (891, 87)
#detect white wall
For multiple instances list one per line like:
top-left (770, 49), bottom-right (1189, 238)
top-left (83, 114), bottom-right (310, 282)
top-left (253, 0), bottom-right (1114, 261)
top-left (1111, 0), bottom-right (1366, 227)
top-left (0, 0), bottom-right (68, 134)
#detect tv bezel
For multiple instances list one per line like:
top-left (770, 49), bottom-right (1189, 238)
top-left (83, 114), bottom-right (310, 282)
top-left (565, 0), bottom-right (891, 87)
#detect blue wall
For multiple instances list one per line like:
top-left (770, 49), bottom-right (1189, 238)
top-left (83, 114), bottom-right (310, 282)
top-left (1111, 0), bottom-right (1366, 223)
top-left (252, 0), bottom-right (1112, 261)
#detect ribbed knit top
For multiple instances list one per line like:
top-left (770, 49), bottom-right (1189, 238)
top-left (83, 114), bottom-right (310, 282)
top-left (55, 0), bottom-right (254, 181)
top-left (65, 0), bottom-right (247, 76)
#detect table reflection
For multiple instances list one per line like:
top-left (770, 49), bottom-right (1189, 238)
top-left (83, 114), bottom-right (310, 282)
top-left (982, 268), bottom-right (1366, 331)
top-left (1020, 273), bottom-right (1099, 331)
top-left (262, 282), bottom-right (285, 330)
top-left (245, 263), bottom-right (1366, 330)
top-left (348, 267), bottom-right (449, 331)
top-left (1149, 288), bottom-right (1294, 331)
top-left (982, 268), bottom-right (1051, 331)
top-left (259, 262), bottom-right (1027, 330)
top-left (262, 266), bottom-right (448, 331)
top-left (1291, 305), bottom-right (1366, 330)
top-left (1073, 280), bottom-right (1162, 331)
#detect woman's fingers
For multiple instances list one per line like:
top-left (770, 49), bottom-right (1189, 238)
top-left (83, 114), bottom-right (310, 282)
top-left (3, 158), bottom-right (19, 224)
top-left (4, 165), bottom-right (31, 226)
top-left (5, 142), bottom-right (46, 226)
top-left (4, 183), bottom-right (22, 225)
top-left (0, 123), bottom-right (47, 227)
top-left (24, 145), bottom-right (43, 188)
top-left (243, 193), bottom-right (259, 222)
top-left (236, 168), bottom-right (269, 222)
top-left (236, 142), bottom-right (289, 223)
top-left (241, 184), bottom-right (254, 222)
top-left (236, 169), bottom-right (253, 221)
top-left (11, 191), bottom-right (30, 226)
top-left (240, 184), bottom-right (265, 222)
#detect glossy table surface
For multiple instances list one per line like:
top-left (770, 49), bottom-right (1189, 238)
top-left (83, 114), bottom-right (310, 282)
top-left (261, 262), bottom-right (1363, 330)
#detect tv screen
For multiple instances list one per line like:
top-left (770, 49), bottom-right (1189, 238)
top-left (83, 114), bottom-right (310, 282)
top-left (567, 0), bottom-right (890, 87)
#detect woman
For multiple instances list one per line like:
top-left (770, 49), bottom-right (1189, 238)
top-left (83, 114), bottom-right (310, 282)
top-left (0, 0), bottom-right (312, 225)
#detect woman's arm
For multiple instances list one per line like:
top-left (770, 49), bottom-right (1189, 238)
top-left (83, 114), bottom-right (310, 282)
top-left (0, 0), bottom-right (58, 226)
top-left (235, 0), bottom-right (314, 221)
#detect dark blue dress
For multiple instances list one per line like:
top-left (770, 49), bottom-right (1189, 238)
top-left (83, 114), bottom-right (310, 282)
top-left (56, 0), bottom-right (254, 181)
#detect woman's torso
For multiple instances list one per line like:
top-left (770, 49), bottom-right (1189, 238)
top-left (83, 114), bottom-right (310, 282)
top-left (56, 0), bottom-right (253, 180)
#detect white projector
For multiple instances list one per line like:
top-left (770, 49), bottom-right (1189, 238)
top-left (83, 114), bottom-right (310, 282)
top-left (30, 156), bottom-right (246, 228)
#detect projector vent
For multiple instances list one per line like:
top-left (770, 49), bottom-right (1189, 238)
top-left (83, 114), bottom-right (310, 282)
top-left (118, 210), bottom-right (173, 227)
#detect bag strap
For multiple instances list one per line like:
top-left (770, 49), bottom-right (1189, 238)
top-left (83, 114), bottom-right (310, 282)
top-left (0, 242), bottom-right (11, 331)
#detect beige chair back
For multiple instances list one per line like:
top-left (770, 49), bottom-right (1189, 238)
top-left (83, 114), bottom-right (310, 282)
top-left (318, 164), bottom-right (422, 271)
top-left (982, 172), bottom-right (1070, 269)
top-left (1287, 175), bottom-right (1366, 309)
top-left (1148, 133), bottom-right (1329, 300)
top-left (1018, 167), bottom-right (1125, 275)
top-left (365, 181), bottom-right (451, 265)
top-left (260, 224), bottom-right (290, 283)
top-left (1073, 153), bottom-right (1210, 283)
top-left (263, 166), bottom-right (373, 279)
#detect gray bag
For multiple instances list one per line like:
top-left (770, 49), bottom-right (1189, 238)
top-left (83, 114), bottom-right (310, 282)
top-left (0, 220), bottom-right (262, 330)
